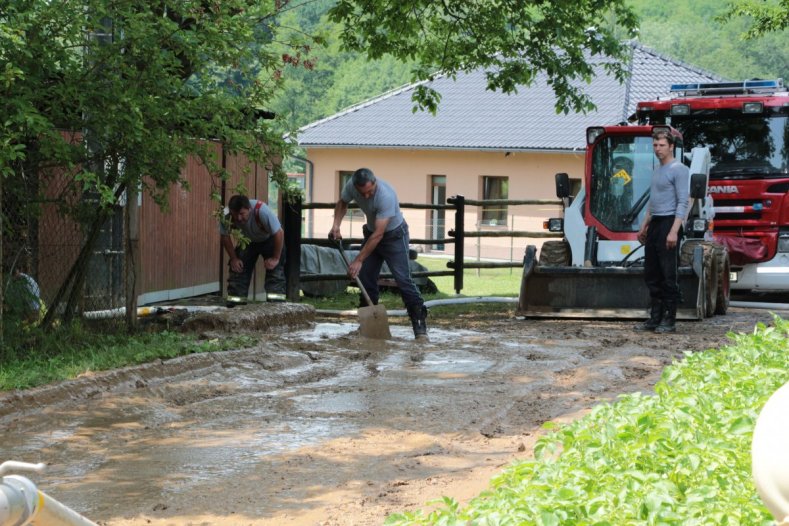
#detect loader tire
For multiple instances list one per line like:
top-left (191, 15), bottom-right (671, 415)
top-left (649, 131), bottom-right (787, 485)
top-left (680, 240), bottom-right (718, 318)
top-left (704, 250), bottom-right (719, 318)
top-left (539, 240), bottom-right (571, 266)
top-left (714, 245), bottom-right (730, 315)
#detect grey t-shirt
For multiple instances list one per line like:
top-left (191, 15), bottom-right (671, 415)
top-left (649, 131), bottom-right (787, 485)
top-left (649, 159), bottom-right (690, 219)
top-left (341, 178), bottom-right (404, 232)
top-left (219, 200), bottom-right (281, 242)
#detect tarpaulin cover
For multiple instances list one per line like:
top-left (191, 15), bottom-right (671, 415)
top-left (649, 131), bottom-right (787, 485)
top-left (300, 244), bottom-right (433, 298)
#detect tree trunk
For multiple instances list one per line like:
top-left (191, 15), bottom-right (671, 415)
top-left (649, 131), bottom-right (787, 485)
top-left (124, 185), bottom-right (140, 331)
top-left (42, 209), bottom-right (108, 329)
top-left (1, 170), bottom-right (4, 345)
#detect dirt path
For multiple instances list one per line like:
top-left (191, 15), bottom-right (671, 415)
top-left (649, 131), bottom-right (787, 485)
top-left (1, 306), bottom-right (783, 525)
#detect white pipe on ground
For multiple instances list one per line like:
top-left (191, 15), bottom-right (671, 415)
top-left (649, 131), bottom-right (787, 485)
top-left (82, 305), bottom-right (226, 320)
top-left (0, 462), bottom-right (97, 526)
top-left (316, 296), bottom-right (519, 317)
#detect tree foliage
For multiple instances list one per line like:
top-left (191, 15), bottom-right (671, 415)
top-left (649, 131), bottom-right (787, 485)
top-left (1, 0), bottom-right (314, 326)
top-left (271, 1), bottom-right (789, 132)
top-left (328, 0), bottom-right (639, 115)
top-left (720, 0), bottom-right (789, 37)
top-left (631, 0), bottom-right (789, 83)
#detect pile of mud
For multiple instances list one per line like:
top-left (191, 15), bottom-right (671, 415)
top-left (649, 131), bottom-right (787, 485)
top-left (181, 302), bottom-right (315, 333)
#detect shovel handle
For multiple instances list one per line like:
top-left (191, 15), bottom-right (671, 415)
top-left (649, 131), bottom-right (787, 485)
top-left (335, 240), bottom-right (375, 308)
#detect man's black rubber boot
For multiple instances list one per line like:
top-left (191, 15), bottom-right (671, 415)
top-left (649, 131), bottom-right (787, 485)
top-left (408, 305), bottom-right (428, 340)
top-left (654, 303), bottom-right (677, 333)
top-left (634, 300), bottom-right (662, 331)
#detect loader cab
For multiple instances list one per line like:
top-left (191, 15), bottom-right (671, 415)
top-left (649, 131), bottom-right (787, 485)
top-left (584, 126), bottom-right (684, 240)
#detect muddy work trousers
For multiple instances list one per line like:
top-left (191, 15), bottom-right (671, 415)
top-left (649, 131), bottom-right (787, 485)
top-left (227, 238), bottom-right (286, 297)
top-left (358, 222), bottom-right (424, 312)
top-left (643, 215), bottom-right (682, 305)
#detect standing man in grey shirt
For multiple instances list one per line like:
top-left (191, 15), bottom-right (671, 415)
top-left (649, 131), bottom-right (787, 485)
top-left (635, 129), bottom-right (690, 333)
top-left (329, 168), bottom-right (428, 339)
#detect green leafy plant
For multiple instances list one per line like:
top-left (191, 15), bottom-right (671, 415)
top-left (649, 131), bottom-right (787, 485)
top-left (388, 316), bottom-right (789, 525)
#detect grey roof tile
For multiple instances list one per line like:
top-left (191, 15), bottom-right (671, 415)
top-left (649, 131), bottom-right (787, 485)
top-left (297, 43), bottom-right (722, 151)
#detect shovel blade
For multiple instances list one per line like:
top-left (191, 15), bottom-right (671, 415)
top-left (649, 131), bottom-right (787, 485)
top-left (358, 304), bottom-right (391, 339)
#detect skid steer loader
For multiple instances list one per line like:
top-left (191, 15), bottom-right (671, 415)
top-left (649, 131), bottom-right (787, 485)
top-left (518, 125), bottom-right (730, 319)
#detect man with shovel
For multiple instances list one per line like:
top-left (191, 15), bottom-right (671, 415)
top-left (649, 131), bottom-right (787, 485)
top-left (330, 168), bottom-right (428, 340)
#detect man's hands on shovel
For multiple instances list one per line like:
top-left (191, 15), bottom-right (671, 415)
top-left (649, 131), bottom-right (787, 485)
top-left (329, 231), bottom-right (362, 279)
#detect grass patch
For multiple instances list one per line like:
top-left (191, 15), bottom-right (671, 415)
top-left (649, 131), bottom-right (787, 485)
top-left (387, 317), bottom-right (789, 525)
top-left (0, 324), bottom-right (258, 391)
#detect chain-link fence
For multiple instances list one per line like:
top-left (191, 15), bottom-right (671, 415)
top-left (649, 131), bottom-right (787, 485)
top-left (2, 160), bottom-right (129, 340)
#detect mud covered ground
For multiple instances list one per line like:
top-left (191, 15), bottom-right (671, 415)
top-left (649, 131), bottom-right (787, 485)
top-left (2, 304), bottom-right (786, 526)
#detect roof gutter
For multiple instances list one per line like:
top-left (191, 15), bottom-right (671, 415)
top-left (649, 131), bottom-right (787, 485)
top-left (296, 144), bottom-right (583, 155)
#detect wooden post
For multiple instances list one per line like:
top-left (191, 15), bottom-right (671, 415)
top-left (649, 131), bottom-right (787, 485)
top-left (449, 195), bottom-right (465, 294)
top-left (282, 194), bottom-right (302, 302)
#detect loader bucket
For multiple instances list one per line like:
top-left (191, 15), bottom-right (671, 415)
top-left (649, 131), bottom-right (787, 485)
top-left (517, 245), bottom-right (706, 320)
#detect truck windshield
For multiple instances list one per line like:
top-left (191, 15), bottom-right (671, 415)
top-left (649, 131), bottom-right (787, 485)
top-left (590, 135), bottom-right (658, 232)
top-left (671, 110), bottom-right (789, 179)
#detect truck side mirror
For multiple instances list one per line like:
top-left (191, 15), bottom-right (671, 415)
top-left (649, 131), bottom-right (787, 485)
top-left (555, 173), bottom-right (570, 198)
top-left (689, 173), bottom-right (707, 199)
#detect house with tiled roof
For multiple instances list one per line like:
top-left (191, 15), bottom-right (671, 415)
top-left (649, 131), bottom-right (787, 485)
top-left (297, 43), bottom-right (721, 259)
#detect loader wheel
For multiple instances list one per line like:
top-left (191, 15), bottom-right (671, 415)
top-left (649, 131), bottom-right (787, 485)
top-left (538, 240), bottom-right (571, 266)
top-left (680, 240), bottom-right (718, 318)
top-left (714, 246), bottom-right (730, 315)
top-left (704, 251), bottom-right (719, 318)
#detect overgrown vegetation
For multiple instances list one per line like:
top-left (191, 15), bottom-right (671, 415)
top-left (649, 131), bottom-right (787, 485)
top-left (386, 316), bottom-right (789, 525)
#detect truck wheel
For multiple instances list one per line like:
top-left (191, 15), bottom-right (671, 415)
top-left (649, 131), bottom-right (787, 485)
top-left (538, 240), bottom-right (571, 266)
top-left (714, 246), bottom-right (730, 315)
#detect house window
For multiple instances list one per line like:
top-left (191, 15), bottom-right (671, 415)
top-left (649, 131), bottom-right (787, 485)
top-left (339, 170), bottom-right (364, 218)
top-left (430, 175), bottom-right (446, 250)
top-left (481, 176), bottom-right (508, 226)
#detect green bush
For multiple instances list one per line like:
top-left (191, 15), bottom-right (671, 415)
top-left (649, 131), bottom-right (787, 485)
top-left (388, 316), bottom-right (789, 525)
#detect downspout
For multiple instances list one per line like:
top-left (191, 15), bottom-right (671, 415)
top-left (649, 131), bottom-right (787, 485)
top-left (291, 155), bottom-right (314, 237)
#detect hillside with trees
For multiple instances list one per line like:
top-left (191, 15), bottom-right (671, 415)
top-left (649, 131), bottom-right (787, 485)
top-left (273, 0), bottom-right (789, 131)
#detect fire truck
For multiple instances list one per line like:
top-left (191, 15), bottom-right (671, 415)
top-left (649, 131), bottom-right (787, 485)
top-left (636, 80), bottom-right (789, 294)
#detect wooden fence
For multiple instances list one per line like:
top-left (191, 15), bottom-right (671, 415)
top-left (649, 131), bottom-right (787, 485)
top-left (281, 195), bottom-right (562, 301)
